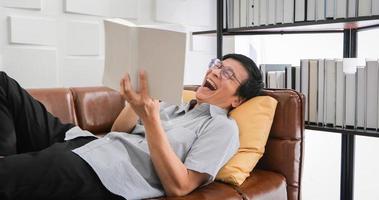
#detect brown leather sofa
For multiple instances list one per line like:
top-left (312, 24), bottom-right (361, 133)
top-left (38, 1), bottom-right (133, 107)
top-left (27, 87), bottom-right (305, 200)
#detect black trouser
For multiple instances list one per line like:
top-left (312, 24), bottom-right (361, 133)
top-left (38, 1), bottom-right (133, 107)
top-left (0, 72), bottom-right (123, 200)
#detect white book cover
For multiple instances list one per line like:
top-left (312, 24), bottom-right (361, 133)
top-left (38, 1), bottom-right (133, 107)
top-left (283, 0), bottom-right (295, 23)
top-left (309, 60), bottom-right (318, 124)
top-left (103, 19), bottom-right (187, 105)
top-left (345, 72), bottom-right (356, 127)
top-left (373, 0), bottom-right (379, 15)
top-left (324, 59), bottom-right (336, 125)
top-left (286, 65), bottom-right (294, 89)
top-left (295, 66), bottom-right (301, 91)
top-left (267, 71), bottom-right (277, 88)
top-left (248, 0), bottom-right (255, 26)
top-left (348, 0), bottom-right (357, 17)
top-left (335, 59), bottom-right (344, 127)
top-left (316, 0), bottom-right (326, 20)
top-left (307, 0), bottom-right (316, 21)
top-left (268, 0), bottom-right (276, 24)
top-left (277, 71), bottom-right (286, 88)
top-left (335, 0), bottom-right (347, 18)
top-left (325, 0), bottom-right (335, 18)
top-left (260, 0), bottom-right (268, 25)
top-left (356, 66), bottom-right (366, 128)
top-left (301, 59), bottom-right (309, 122)
top-left (366, 60), bottom-right (379, 129)
top-left (234, 0), bottom-right (241, 28)
top-left (253, 0), bottom-right (260, 26)
top-left (358, 0), bottom-right (371, 16)
top-left (227, 0), bottom-right (234, 28)
top-left (276, 0), bottom-right (284, 23)
top-left (317, 59), bottom-right (325, 124)
top-left (295, 0), bottom-right (305, 21)
top-left (240, 0), bottom-right (248, 27)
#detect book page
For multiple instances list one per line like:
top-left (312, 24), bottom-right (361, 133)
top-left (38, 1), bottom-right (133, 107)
top-left (137, 27), bottom-right (187, 105)
top-left (103, 19), bottom-right (138, 92)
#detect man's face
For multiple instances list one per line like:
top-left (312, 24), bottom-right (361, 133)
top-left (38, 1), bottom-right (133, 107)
top-left (196, 58), bottom-right (249, 109)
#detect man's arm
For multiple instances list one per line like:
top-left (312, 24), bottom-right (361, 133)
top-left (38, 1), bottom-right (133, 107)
top-left (120, 71), bottom-right (209, 196)
top-left (144, 117), bottom-right (209, 196)
top-left (111, 102), bottom-right (139, 133)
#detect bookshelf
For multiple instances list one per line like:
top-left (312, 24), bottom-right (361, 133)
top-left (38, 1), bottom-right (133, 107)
top-left (192, 1), bottom-right (379, 200)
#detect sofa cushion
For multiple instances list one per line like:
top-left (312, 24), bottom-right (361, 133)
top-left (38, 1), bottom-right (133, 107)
top-left (70, 87), bottom-right (124, 134)
top-left (28, 88), bottom-right (77, 124)
top-left (238, 169), bottom-right (287, 200)
top-left (216, 96), bottom-right (277, 186)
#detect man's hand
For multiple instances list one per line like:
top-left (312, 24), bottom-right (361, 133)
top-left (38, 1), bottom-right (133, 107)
top-left (120, 70), bottom-right (160, 123)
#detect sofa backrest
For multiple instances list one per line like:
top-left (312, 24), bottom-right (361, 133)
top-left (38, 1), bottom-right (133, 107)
top-left (258, 89), bottom-right (304, 200)
top-left (27, 88), bottom-right (78, 125)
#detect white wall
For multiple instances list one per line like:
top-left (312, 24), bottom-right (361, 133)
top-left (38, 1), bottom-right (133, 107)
top-left (0, 0), bottom-right (218, 88)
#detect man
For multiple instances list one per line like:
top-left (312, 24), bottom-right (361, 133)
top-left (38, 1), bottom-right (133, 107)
top-left (0, 54), bottom-right (263, 200)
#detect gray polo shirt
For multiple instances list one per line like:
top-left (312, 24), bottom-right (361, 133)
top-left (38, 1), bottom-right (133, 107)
top-left (64, 101), bottom-right (239, 200)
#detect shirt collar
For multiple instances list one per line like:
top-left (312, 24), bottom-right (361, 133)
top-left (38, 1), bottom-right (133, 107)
top-left (174, 99), bottom-right (228, 117)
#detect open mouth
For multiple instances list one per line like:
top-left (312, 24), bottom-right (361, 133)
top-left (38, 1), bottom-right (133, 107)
top-left (203, 79), bottom-right (217, 91)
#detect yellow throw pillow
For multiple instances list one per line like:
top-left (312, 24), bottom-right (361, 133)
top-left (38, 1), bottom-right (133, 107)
top-left (181, 90), bottom-right (278, 186)
top-left (182, 90), bottom-right (196, 103)
top-left (216, 96), bottom-right (278, 186)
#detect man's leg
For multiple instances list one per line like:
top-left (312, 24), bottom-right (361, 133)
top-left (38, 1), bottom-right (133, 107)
top-left (0, 137), bottom-right (124, 200)
top-left (0, 71), bottom-right (74, 155)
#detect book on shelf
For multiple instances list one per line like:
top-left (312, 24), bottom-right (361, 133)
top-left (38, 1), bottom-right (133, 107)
top-left (227, 0), bottom-right (234, 28)
top-left (268, 0), bottom-right (276, 25)
top-left (335, 0), bottom-right (347, 19)
top-left (316, 0), bottom-right (325, 20)
top-left (253, 0), bottom-right (260, 26)
top-left (366, 60), bottom-right (379, 129)
top-left (283, 0), bottom-right (295, 23)
top-left (301, 59), bottom-right (309, 122)
top-left (335, 59), bottom-right (344, 127)
top-left (240, 0), bottom-right (248, 27)
top-left (233, 0), bottom-right (240, 28)
top-left (347, 0), bottom-right (357, 17)
top-left (324, 59), bottom-right (336, 126)
top-left (286, 66), bottom-right (296, 89)
top-left (247, 0), bottom-right (254, 26)
top-left (295, 0), bottom-right (306, 22)
top-left (308, 60), bottom-right (318, 124)
top-left (103, 18), bottom-right (187, 106)
top-left (356, 66), bottom-right (366, 128)
top-left (317, 59), bottom-right (325, 125)
top-left (295, 66), bottom-right (301, 91)
top-left (275, 0), bottom-right (284, 24)
top-left (345, 72), bottom-right (356, 127)
top-left (259, 0), bottom-right (268, 25)
top-left (325, 0), bottom-right (335, 19)
top-left (358, 0), bottom-right (372, 17)
top-left (307, 0), bottom-right (316, 21)
top-left (373, 0), bottom-right (379, 15)
top-left (267, 71), bottom-right (277, 88)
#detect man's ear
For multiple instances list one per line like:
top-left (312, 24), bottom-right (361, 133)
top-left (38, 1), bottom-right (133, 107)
top-left (231, 96), bottom-right (244, 108)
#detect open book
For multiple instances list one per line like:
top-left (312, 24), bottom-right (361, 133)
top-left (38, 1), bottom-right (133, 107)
top-left (103, 18), bottom-right (187, 105)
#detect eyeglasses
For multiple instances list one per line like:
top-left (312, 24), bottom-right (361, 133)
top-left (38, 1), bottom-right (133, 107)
top-left (208, 58), bottom-right (242, 85)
